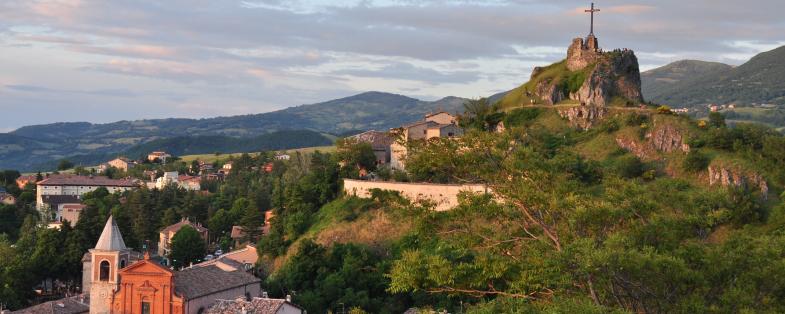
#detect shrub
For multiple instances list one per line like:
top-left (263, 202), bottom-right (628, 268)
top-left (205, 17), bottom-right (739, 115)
top-left (625, 113), bottom-right (649, 126)
top-left (615, 155), bottom-right (644, 178)
top-left (504, 107), bottom-right (542, 127)
top-left (657, 105), bottom-right (672, 114)
top-left (682, 151), bottom-right (710, 173)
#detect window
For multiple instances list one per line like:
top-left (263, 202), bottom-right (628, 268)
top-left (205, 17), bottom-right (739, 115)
top-left (448, 132), bottom-right (454, 137)
top-left (141, 302), bottom-right (151, 314)
top-left (120, 259), bottom-right (126, 268)
top-left (99, 261), bottom-right (110, 281)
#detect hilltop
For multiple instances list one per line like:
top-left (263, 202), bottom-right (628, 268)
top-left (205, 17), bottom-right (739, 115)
top-left (499, 34), bottom-right (643, 108)
top-left (642, 45), bottom-right (785, 107)
top-left (0, 92), bottom-right (466, 171)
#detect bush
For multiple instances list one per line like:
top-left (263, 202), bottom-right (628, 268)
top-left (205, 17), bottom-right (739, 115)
top-left (625, 113), bottom-right (649, 126)
top-left (504, 107), bottom-right (542, 127)
top-left (615, 155), bottom-right (644, 178)
top-left (682, 151), bottom-right (710, 173)
top-left (657, 105), bottom-right (672, 114)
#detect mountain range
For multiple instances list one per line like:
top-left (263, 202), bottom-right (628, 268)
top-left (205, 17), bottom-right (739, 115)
top-left (3, 45), bottom-right (785, 172)
top-left (0, 92), bottom-right (466, 171)
top-left (641, 45), bottom-right (785, 107)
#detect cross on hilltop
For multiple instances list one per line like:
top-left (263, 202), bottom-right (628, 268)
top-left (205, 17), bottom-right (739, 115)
top-left (584, 2), bottom-right (600, 36)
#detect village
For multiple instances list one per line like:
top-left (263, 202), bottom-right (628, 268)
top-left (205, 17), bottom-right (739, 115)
top-left (0, 107), bottom-right (476, 314)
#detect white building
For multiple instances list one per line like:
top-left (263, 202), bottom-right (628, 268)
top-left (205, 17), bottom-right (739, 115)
top-left (36, 175), bottom-right (137, 211)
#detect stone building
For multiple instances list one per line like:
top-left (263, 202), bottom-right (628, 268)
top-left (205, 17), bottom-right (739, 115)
top-left (390, 112), bottom-right (463, 170)
top-left (106, 158), bottom-right (136, 172)
top-left (349, 130), bottom-right (395, 165)
top-left (158, 218), bottom-right (209, 258)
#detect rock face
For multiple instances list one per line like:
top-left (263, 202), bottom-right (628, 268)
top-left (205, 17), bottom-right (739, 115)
top-left (649, 124), bottom-right (690, 153)
top-left (615, 122), bottom-right (690, 159)
top-left (558, 106), bottom-right (608, 130)
top-left (708, 165), bottom-right (769, 200)
top-left (533, 35), bottom-right (644, 107)
top-left (573, 50), bottom-right (644, 106)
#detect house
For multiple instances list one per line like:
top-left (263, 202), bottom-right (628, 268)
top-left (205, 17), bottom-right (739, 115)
top-left (58, 203), bottom-right (86, 225)
top-left (155, 171), bottom-right (180, 189)
top-left (153, 172), bottom-right (201, 191)
top-left (178, 175), bottom-right (202, 191)
top-left (106, 157), bottom-right (136, 172)
top-left (274, 153), bottom-right (290, 161)
top-left (147, 151), bottom-right (172, 163)
top-left (350, 130), bottom-right (395, 165)
top-left (158, 218), bottom-right (209, 257)
top-left (219, 162), bottom-right (233, 175)
top-left (36, 175), bottom-right (137, 211)
top-left (14, 216), bottom-right (266, 314)
top-left (15, 175), bottom-right (38, 189)
top-left (206, 297), bottom-right (303, 314)
top-left (390, 112), bottom-right (463, 170)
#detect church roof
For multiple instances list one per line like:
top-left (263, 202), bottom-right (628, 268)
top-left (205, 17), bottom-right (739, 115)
top-left (94, 216), bottom-right (127, 251)
top-left (174, 265), bottom-right (261, 300)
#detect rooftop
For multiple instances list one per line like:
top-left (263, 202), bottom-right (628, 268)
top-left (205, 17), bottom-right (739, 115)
top-left (174, 265), bottom-right (261, 300)
top-left (9, 295), bottom-right (89, 314)
top-left (160, 218), bottom-right (208, 234)
top-left (37, 175), bottom-right (137, 187)
top-left (205, 297), bottom-right (301, 314)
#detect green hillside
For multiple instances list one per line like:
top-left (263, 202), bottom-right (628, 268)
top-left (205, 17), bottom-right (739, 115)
top-left (642, 45), bottom-right (785, 107)
top-left (253, 105), bottom-right (785, 312)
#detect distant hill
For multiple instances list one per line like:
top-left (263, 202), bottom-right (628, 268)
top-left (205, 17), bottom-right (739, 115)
top-left (1, 91), bottom-right (467, 171)
top-left (642, 45), bottom-right (785, 107)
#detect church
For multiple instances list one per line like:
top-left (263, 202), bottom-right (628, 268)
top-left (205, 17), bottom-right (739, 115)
top-left (11, 217), bottom-right (297, 314)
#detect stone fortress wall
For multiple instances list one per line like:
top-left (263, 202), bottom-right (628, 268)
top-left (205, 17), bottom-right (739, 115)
top-left (343, 179), bottom-right (488, 211)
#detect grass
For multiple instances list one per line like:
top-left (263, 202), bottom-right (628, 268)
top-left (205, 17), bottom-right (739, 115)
top-left (499, 60), bottom-right (595, 110)
top-left (179, 145), bottom-right (336, 163)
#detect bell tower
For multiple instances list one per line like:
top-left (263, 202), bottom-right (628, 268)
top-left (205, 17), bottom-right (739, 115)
top-left (89, 216), bottom-right (130, 314)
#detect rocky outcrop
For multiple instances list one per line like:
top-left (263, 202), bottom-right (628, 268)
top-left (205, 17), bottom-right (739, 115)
top-left (535, 80), bottom-right (565, 105)
top-left (531, 35), bottom-right (644, 107)
top-left (615, 123), bottom-right (689, 159)
top-left (573, 50), bottom-right (644, 106)
top-left (708, 165), bottom-right (769, 200)
top-left (650, 124), bottom-right (690, 153)
top-left (558, 105), bottom-right (607, 130)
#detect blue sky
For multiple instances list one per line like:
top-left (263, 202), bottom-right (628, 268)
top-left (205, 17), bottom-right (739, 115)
top-left (1, 0), bottom-right (784, 131)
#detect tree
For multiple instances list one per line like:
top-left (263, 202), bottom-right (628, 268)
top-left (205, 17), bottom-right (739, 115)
top-left (239, 205), bottom-right (264, 243)
top-left (336, 138), bottom-right (377, 178)
top-left (459, 98), bottom-right (504, 131)
top-left (57, 159), bottom-right (74, 170)
top-left (682, 150), bottom-right (710, 172)
top-left (708, 112), bottom-right (726, 128)
top-left (169, 225), bottom-right (205, 268)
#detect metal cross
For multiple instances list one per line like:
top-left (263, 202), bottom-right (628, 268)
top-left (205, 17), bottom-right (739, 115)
top-left (585, 2), bottom-right (600, 35)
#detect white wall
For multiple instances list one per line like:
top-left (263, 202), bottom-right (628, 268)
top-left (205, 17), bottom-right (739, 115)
top-left (343, 179), bottom-right (488, 211)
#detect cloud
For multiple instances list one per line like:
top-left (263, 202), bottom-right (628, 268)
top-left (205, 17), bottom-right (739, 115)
top-left (0, 0), bottom-right (784, 130)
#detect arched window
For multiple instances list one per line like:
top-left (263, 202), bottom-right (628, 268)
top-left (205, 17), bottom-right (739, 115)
top-left (120, 259), bottom-right (126, 269)
top-left (99, 261), bottom-right (110, 281)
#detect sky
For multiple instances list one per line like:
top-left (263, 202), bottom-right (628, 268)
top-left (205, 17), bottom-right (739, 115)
top-left (1, 0), bottom-right (784, 131)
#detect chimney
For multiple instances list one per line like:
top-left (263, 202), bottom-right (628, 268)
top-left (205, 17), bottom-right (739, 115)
top-left (286, 294), bottom-right (291, 302)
